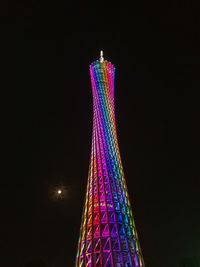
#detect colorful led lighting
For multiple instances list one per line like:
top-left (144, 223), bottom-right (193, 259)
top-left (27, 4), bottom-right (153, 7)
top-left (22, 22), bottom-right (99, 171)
top-left (75, 53), bottom-right (145, 267)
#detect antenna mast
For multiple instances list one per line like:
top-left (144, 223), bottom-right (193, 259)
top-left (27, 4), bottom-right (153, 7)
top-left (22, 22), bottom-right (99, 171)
top-left (100, 50), bottom-right (104, 63)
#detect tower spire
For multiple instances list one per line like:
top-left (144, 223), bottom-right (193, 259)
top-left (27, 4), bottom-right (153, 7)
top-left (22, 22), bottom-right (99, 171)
top-left (100, 50), bottom-right (104, 62)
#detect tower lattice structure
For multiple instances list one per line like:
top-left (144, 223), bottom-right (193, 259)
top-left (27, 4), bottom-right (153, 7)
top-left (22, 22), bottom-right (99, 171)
top-left (75, 52), bottom-right (145, 267)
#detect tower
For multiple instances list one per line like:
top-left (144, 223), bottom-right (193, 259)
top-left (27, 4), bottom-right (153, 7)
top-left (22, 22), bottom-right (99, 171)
top-left (75, 52), bottom-right (145, 267)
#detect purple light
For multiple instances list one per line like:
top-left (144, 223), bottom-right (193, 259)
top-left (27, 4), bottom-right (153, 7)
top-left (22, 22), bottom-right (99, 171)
top-left (75, 52), bottom-right (145, 267)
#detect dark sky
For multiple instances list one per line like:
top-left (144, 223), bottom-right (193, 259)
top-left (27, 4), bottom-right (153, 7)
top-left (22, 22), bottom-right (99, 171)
top-left (1, 1), bottom-right (200, 267)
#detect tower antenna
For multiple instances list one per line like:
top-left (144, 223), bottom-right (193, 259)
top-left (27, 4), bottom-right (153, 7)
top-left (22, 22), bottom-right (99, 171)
top-left (100, 50), bottom-right (104, 62)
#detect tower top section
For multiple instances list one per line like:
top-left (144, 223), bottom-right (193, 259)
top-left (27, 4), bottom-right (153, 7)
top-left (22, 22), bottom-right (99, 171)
top-left (100, 50), bottom-right (104, 63)
top-left (90, 51), bottom-right (115, 70)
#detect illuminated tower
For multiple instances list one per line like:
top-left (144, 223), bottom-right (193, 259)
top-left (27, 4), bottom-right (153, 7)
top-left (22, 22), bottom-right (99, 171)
top-left (75, 52), bottom-right (145, 267)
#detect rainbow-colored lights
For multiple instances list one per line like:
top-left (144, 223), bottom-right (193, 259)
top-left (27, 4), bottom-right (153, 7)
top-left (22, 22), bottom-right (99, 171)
top-left (75, 54), bottom-right (145, 267)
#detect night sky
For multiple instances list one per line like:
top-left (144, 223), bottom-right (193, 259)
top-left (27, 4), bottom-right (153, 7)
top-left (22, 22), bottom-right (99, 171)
top-left (1, 1), bottom-right (200, 267)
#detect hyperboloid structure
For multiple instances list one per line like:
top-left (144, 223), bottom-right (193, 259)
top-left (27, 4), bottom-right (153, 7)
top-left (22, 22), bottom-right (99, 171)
top-left (75, 52), bottom-right (145, 267)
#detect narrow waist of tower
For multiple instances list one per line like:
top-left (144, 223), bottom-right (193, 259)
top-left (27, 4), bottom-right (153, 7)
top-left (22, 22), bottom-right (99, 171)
top-left (90, 60), bottom-right (122, 180)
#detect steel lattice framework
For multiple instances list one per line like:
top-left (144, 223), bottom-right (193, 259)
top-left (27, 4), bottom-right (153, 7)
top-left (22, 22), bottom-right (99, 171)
top-left (75, 52), bottom-right (145, 267)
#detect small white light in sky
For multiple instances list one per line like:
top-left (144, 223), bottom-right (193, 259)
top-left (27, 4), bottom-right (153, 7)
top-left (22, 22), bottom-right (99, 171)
top-left (57, 189), bottom-right (62, 195)
top-left (49, 185), bottom-right (70, 201)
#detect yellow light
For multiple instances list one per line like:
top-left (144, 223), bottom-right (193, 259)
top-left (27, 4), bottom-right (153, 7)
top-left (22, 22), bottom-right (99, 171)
top-left (58, 189), bottom-right (62, 195)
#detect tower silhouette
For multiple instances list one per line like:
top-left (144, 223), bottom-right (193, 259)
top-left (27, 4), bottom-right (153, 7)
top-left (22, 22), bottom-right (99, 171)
top-left (75, 52), bottom-right (145, 267)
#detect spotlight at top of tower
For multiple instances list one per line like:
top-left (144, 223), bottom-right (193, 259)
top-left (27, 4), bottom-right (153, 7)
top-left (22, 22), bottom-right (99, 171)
top-left (100, 50), bottom-right (104, 62)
